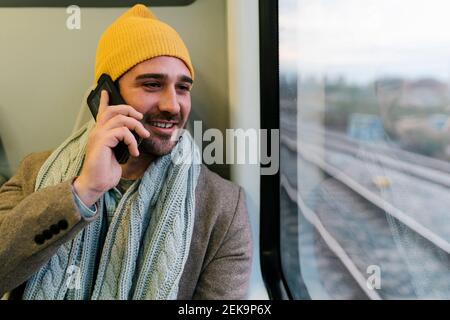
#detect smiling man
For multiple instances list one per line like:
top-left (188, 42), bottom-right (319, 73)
top-left (114, 56), bottom-right (193, 181)
top-left (0, 4), bottom-right (252, 300)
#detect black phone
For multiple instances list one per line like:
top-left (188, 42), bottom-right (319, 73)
top-left (87, 73), bottom-right (143, 164)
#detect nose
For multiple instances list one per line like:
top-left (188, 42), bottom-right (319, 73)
top-left (158, 87), bottom-right (180, 115)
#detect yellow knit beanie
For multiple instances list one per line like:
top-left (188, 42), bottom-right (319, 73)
top-left (94, 4), bottom-right (194, 85)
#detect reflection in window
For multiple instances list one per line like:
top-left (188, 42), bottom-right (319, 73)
top-left (280, 0), bottom-right (450, 299)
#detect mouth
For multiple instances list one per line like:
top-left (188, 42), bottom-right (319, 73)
top-left (146, 120), bottom-right (178, 136)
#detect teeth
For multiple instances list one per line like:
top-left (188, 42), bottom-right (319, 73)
top-left (150, 122), bottom-right (174, 129)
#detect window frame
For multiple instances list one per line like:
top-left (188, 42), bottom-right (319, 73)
top-left (259, 0), bottom-right (289, 300)
top-left (0, 0), bottom-right (196, 7)
top-left (259, 0), bottom-right (312, 300)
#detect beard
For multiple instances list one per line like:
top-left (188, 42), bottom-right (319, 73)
top-left (138, 112), bottom-right (185, 157)
top-left (138, 133), bottom-right (177, 157)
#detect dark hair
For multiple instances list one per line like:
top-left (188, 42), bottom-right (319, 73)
top-left (114, 78), bottom-right (121, 94)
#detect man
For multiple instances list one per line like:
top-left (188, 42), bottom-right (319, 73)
top-left (0, 4), bottom-right (252, 299)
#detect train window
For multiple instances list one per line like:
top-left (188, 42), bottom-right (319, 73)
top-left (279, 0), bottom-right (450, 299)
top-left (0, 1), bottom-right (196, 7)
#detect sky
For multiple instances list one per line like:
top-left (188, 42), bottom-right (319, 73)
top-left (280, 0), bottom-right (450, 84)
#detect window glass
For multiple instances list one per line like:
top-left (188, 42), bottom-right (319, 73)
top-left (280, 0), bottom-right (450, 299)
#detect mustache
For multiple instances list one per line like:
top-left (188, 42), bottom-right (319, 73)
top-left (142, 113), bottom-right (181, 123)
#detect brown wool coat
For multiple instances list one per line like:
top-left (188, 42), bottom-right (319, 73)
top-left (0, 151), bottom-right (252, 299)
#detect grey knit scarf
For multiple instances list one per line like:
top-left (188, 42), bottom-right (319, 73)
top-left (23, 119), bottom-right (201, 299)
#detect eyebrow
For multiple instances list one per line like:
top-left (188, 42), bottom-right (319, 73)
top-left (135, 73), bottom-right (193, 84)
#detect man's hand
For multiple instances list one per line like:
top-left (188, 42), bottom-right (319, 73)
top-left (73, 90), bottom-right (150, 207)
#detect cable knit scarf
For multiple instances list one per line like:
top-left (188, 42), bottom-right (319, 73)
top-left (23, 119), bottom-right (201, 300)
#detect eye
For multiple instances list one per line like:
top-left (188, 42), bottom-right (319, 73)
top-left (143, 82), bottom-right (161, 89)
top-left (177, 84), bottom-right (191, 92)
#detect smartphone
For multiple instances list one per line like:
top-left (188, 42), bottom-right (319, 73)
top-left (87, 73), bottom-right (143, 164)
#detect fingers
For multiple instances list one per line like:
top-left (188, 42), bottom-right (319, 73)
top-left (98, 90), bottom-right (109, 118)
top-left (104, 127), bottom-right (141, 157)
top-left (94, 90), bottom-right (149, 159)
top-left (103, 114), bottom-right (150, 139)
top-left (97, 90), bottom-right (143, 124)
top-left (97, 104), bottom-right (144, 125)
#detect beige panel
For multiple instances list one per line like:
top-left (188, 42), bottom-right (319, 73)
top-left (227, 0), bottom-right (267, 300)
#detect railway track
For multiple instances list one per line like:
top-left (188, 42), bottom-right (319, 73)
top-left (280, 132), bottom-right (450, 299)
